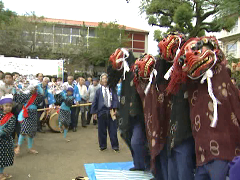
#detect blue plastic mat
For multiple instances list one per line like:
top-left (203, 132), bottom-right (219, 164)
top-left (84, 162), bottom-right (154, 180)
top-left (84, 161), bottom-right (133, 180)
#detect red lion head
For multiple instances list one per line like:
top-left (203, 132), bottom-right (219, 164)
top-left (109, 48), bottom-right (129, 70)
top-left (166, 36), bottom-right (225, 94)
top-left (158, 33), bottom-right (185, 62)
top-left (133, 54), bottom-right (156, 83)
top-left (180, 36), bottom-right (224, 79)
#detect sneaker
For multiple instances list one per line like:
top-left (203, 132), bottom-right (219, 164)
top-left (99, 147), bottom-right (107, 151)
top-left (129, 167), bottom-right (145, 171)
top-left (113, 149), bottom-right (120, 153)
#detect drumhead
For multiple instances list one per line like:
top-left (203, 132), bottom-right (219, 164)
top-left (48, 112), bottom-right (61, 132)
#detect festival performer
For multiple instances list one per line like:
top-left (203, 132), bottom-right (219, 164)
top-left (157, 33), bottom-right (195, 180)
top-left (14, 80), bottom-right (44, 155)
top-left (107, 48), bottom-right (149, 170)
top-left (91, 73), bottom-right (119, 152)
top-left (37, 77), bottom-right (55, 133)
top-left (0, 73), bottom-right (23, 140)
top-left (63, 76), bottom-right (81, 132)
top-left (133, 54), bottom-right (172, 179)
top-left (167, 36), bottom-right (240, 180)
top-left (0, 94), bottom-right (16, 180)
top-left (54, 86), bottom-right (75, 142)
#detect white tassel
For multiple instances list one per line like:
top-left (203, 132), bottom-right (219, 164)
top-left (115, 48), bottom-right (130, 80)
top-left (164, 65), bottom-right (173, 80)
top-left (144, 69), bottom-right (157, 95)
top-left (200, 69), bottom-right (221, 128)
top-left (123, 60), bottom-right (130, 80)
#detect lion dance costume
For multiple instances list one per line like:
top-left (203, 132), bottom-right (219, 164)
top-left (107, 48), bottom-right (150, 171)
top-left (167, 36), bottom-right (240, 180)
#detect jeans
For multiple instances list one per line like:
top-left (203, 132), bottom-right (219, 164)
top-left (168, 137), bottom-right (195, 180)
top-left (155, 144), bottom-right (168, 180)
top-left (131, 122), bottom-right (149, 170)
top-left (195, 160), bottom-right (229, 180)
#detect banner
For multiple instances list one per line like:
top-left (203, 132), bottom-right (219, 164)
top-left (0, 57), bottom-right (64, 77)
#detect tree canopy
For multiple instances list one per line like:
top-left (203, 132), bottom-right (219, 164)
top-left (89, 22), bottom-right (130, 66)
top-left (141, 0), bottom-right (240, 38)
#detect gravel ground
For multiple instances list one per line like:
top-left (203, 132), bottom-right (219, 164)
top-left (6, 123), bottom-right (132, 180)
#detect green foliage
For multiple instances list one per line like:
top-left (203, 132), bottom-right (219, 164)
top-left (227, 54), bottom-right (239, 64)
top-left (0, 1), bottom-right (17, 26)
top-left (0, 13), bottom-right (54, 58)
top-left (89, 22), bottom-right (130, 66)
top-left (153, 29), bottom-right (164, 42)
top-left (173, 3), bottom-right (193, 34)
top-left (231, 71), bottom-right (240, 85)
top-left (141, 0), bottom-right (240, 38)
top-left (227, 54), bottom-right (240, 84)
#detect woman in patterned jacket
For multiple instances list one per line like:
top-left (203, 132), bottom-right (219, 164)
top-left (0, 94), bottom-right (16, 180)
top-left (14, 81), bottom-right (44, 155)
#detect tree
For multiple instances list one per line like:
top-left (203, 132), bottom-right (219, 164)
top-left (0, 12), bottom-right (54, 58)
top-left (141, 0), bottom-right (240, 38)
top-left (153, 29), bottom-right (166, 42)
top-left (89, 22), bottom-right (130, 67)
top-left (0, 1), bottom-right (17, 26)
top-left (226, 54), bottom-right (240, 83)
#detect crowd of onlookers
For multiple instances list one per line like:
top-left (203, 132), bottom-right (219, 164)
top-left (36, 73), bottom-right (102, 132)
top-left (0, 70), bottom-right (122, 133)
top-left (0, 70), bottom-right (123, 179)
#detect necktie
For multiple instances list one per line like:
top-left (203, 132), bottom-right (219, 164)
top-left (104, 88), bottom-right (108, 107)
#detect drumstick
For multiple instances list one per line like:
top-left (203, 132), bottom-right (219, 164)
top-left (37, 103), bottom-right (92, 111)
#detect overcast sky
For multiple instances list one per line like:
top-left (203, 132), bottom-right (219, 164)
top-left (2, 0), bottom-right (160, 55)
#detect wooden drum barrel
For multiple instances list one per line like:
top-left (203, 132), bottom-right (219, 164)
top-left (47, 109), bottom-right (61, 133)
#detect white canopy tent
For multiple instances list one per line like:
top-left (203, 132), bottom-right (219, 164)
top-left (0, 57), bottom-right (64, 77)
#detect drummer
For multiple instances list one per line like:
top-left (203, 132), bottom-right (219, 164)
top-left (37, 77), bottom-right (55, 133)
top-left (57, 86), bottom-right (75, 142)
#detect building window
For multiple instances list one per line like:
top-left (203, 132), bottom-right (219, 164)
top-left (55, 27), bottom-right (62, 34)
top-left (63, 27), bottom-right (71, 35)
top-left (45, 26), bottom-right (53, 34)
top-left (37, 26), bottom-right (44, 33)
top-left (226, 42), bottom-right (237, 57)
top-left (72, 28), bottom-right (80, 36)
top-left (89, 28), bottom-right (95, 37)
top-left (36, 34), bottom-right (44, 42)
top-left (54, 35), bottom-right (62, 43)
top-left (80, 27), bottom-right (87, 37)
top-left (63, 36), bottom-right (70, 43)
top-left (71, 36), bottom-right (79, 44)
top-left (44, 34), bottom-right (53, 43)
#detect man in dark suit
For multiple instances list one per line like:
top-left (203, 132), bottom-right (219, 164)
top-left (91, 73), bottom-right (119, 152)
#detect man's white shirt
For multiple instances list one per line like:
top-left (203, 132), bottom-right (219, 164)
top-left (101, 86), bottom-right (111, 108)
top-left (77, 83), bottom-right (88, 101)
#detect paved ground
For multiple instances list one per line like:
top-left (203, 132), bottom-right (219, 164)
top-left (7, 123), bottom-right (132, 180)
